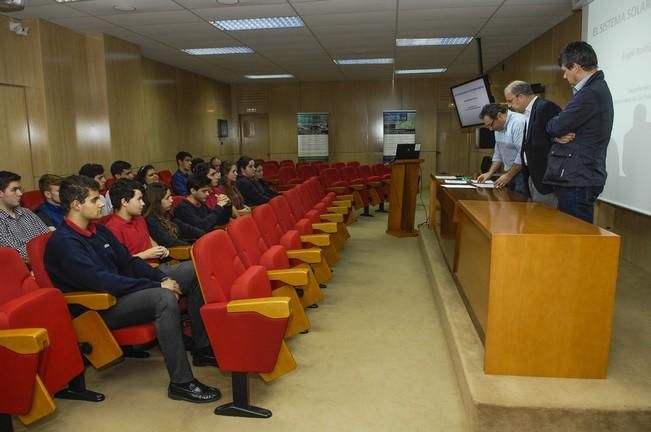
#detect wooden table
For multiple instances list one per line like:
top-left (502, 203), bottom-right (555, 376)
top-left (454, 200), bottom-right (620, 378)
top-left (429, 175), bottom-right (528, 269)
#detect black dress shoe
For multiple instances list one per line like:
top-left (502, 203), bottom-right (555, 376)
top-left (168, 379), bottom-right (221, 403)
top-left (192, 346), bottom-right (219, 367)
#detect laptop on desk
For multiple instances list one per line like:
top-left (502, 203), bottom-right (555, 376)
top-left (394, 143), bottom-right (421, 161)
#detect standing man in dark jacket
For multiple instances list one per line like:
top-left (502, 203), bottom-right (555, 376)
top-left (544, 41), bottom-right (614, 223)
top-left (504, 81), bottom-right (561, 207)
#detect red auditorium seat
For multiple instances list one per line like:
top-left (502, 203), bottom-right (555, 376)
top-left (262, 162), bottom-right (280, 184)
top-left (228, 215), bottom-right (322, 311)
top-left (372, 163), bottom-right (392, 183)
top-left (333, 162), bottom-right (346, 170)
top-left (347, 161), bottom-right (360, 167)
top-left (268, 195), bottom-right (341, 267)
top-left (104, 178), bottom-right (116, 191)
top-left (297, 164), bottom-right (318, 180)
top-left (0, 326), bottom-right (51, 431)
top-left (279, 159), bottom-right (294, 167)
top-left (191, 230), bottom-right (294, 418)
top-left (320, 167), bottom-right (364, 209)
top-left (252, 204), bottom-right (332, 284)
top-left (20, 190), bottom-right (44, 211)
top-left (158, 170), bottom-right (173, 186)
top-left (340, 165), bottom-right (375, 211)
top-left (0, 248), bottom-right (104, 427)
top-left (359, 164), bottom-right (386, 209)
top-left (27, 233), bottom-right (156, 361)
top-left (277, 165), bottom-right (303, 190)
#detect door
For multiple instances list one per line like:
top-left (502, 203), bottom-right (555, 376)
top-left (239, 113), bottom-right (270, 160)
top-left (0, 85), bottom-right (35, 189)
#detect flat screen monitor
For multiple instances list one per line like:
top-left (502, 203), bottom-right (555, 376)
top-left (217, 119), bottom-right (228, 138)
top-left (394, 143), bottom-right (421, 160)
top-left (450, 76), bottom-right (493, 128)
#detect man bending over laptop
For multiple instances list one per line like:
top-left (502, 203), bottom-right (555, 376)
top-left (44, 175), bottom-right (220, 404)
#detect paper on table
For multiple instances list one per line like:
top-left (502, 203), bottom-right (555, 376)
top-left (441, 184), bottom-right (476, 189)
top-left (473, 183), bottom-right (495, 188)
top-left (435, 175), bottom-right (458, 180)
top-left (444, 179), bottom-right (468, 184)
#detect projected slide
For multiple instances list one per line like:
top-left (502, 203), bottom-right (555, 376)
top-left (450, 77), bottom-right (491, 127)
top-left (586, 0), bottom-right (651, 215)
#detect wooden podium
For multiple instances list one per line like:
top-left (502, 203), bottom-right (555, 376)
top-left (386, 159), bottom-right (422, 237)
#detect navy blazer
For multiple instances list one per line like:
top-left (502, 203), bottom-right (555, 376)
top-left (544, 70), bottom-right (614, 187)
top-left (523, 98), bottom-right (561, 194)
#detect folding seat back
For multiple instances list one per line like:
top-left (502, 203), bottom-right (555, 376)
top-left (333, 162), bottom-right (346, 170)
top-left (296, 162), bottom-right (309, 169)
top-left (265, 160), bottom-right (280, 168)
top-left (269, 195), bottom-right (297, 232)
top-left (227, 216), bottom-right (290, 271)
top-left (191, 230), bottom-right (292, 417)
top-left (284, 188), bottom-right (309, 222)
top-left (262, 162), bottom-right (280, 180)
top-left (158, 170), bottom-right (173, 186)
top-left (171, 195), bottom-right (185, 211)
top-left (320, 167), bottom-right (347, 189)
top-left (372, 163), bottom-right (391, 179)
top-left (105, 178), bottom-right (116, 191)
top-left (20, 190), bottom-right (45, 211)
top-left (251, 204), bottom-right (288, 249)
top-left (0, 248), bottom-right (84, 398)
top-left (347, 161), bottom-right (360, 167)
top-left (278, 166), bottom-right (303, 188)
top-left (297, 164), bottom-right (318, 180)
top-left (341, 165), bottom-right (365, 184)
top-left (279, 160), bottom-right (294, 167)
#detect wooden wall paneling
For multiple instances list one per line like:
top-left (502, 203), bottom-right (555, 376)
top-left (268, 83), bottom-right (299, 159)
top-left (331, 81), bottom-right (369, 159)
top-left (103, 35), bottom-right (146, 166)
top-left (0, 85), bottom-right (35, 189)
top-left (0, 17), bottom-right (41, 87)
top-left (175, 70), bottom-right (215, 160)
top-left (213, 82), bottom-right (236, 159)
top-left (366, 80), bottom-right (400, 164)
top-left (142, 58), bottom-right (179, 166)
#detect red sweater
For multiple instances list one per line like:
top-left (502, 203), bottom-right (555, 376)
top-left (105, 214), bottom-right (155, 263)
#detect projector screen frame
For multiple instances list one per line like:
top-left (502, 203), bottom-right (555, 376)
top-left (450, 75), bottom-right (494, 128)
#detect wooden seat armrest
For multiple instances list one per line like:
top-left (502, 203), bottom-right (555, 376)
top-left (326, 206), bottom-right (347, 214)
top-left (0, 328), bottom-right (49, 354)
top-left (320, 213), bottom-right (343, 223)
top-left (286, 248), bottom-right (321, 264)
top-left (267, 268), bottom-right (309, 286)
top-left (312, 222), bottom-right (337, 233)
top-left (332, 200), bottom-right (351, 208)
top-left (368, 181), bottom-right (382, 187)
top-left (326, 187), bottom-right (347, 194)
top-left (227, 297), bottom-right (291, 319)
top-left (168, 246), bottom-right (191, 261)
top-left (64, 292), bottom-right (117, 310)
top-left (336, 194), bottom-right (353, 201)
top-left (349, 184), bottom-right (366, 191)
top-left (300, 234), bottom-right (330, 246)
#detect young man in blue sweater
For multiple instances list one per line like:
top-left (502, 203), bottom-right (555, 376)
top-left (35, 174), bottom-right (65, 229)
top-left (44, 175), bottom-right (220, 404)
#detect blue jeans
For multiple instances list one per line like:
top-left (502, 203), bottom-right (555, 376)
top-left (554, 185), bottom-right (604, 223)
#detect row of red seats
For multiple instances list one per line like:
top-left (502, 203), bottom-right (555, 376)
top-left (0, 176), bottom-right (354, 423)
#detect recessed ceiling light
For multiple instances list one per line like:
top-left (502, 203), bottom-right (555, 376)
top-left (113, 5), bottom-right (136, 12)
top-left (395, 68), bottom-right (447, 74)
top-left (245, 74), bottom-right (294, 80)
top-left (397, 37), bottom-right (473, 47)
top-left (55, 0), bottom-right (91, 3)
top-left (334, 58), bottom-right (394, 65)
top-left (217, 0), bottom-right (239, 4)
top-left (210, 16), bottom-right (304, 31)
top-left (182, 47), bottom-right (254, 55)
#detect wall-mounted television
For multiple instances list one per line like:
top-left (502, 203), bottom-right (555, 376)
top-left (450, 76), bottom-right (493, 128)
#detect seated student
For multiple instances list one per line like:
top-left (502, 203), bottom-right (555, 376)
top-left (172, 151), bottom-right (193, 196)
top-left (45, 175), bottom-right (220, 403)
top-left (35, 174), bottom-right (65, 230)
top-left (236, 156), bottom-right (272, 206)
top-left (106, 160), bottom-right (134, 216)
top-left (0, 171), bottom-right (49, 259)
top-left (174, 175), bottom-right (232, 232)
top-left (79, 163), bottom-right (112, 216)
top-left (135, 164), bottom-right (159, 188)
top-left (254, 160), bottom-right (280, 198)
top-left (209, 156), bottom-right (222, 175)
top-left (192, 162), bottom-right (221, 211)
top-left (216, 161), bottom-right (251, 218)
top-left (144, 182), bottom-right (205, 246)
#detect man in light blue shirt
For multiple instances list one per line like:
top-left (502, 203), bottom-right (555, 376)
top-left (477, 103), bottom-right (529, 196)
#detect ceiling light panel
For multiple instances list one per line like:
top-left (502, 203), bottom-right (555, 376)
top-left (245, 74), bottom-right (294, 79)
top-left (210, 16), bottom-right (304, 31)
top-left (395, 68), bottom-right (447, 74)
top-left (182, 47), bottom-right (253, 55)
top-left (334, 58), bottom-right (393, 65)
top-left (396, 37), bottom-right (473, 46)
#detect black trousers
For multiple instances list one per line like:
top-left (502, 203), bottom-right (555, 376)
top-left (100, 261), bottom-right (207, 384)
